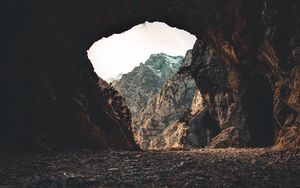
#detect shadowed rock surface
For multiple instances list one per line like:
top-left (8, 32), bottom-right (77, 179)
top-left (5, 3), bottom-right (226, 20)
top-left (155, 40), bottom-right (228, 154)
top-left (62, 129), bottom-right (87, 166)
top-left (191, 40), bottom-right (276, 147)
top-left (185, 108), bottom-right (222, 148)
top-left (97, 78), bottom-right (139, 150)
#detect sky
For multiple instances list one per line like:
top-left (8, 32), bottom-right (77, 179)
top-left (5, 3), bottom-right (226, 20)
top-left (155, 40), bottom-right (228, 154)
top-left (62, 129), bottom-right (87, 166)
top-left (87, 22), bottom-right (197, 80)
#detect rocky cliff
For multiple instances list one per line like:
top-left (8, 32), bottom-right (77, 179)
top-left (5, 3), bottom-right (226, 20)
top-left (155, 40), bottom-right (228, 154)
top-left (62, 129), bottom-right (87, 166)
top-left (146, 90), bottom-right (203, 150)
top-left (133, 50), bottom-right (197, 149)
top-left (189, 40), bottom-right (276, 147)
top-left (2, 0), bottom-right (299, 150)
top-left (113, 53), bottom-right (183, 118)
top-left (97, 78), bottom-right (139, 150)
top-left (146, 88), bottom-right (221, 150)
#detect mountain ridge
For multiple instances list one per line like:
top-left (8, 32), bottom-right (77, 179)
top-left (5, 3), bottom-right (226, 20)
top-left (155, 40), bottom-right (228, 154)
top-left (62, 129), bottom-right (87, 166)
top-left (113, 53), bottom-right (184, 118)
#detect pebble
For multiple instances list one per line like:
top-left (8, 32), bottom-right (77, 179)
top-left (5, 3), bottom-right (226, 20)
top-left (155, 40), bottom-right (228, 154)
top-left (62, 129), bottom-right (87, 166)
top-left (0, 148), bottom-right (298, 187)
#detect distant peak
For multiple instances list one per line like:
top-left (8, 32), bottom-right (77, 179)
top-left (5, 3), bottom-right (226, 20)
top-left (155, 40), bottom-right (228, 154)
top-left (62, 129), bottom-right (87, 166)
top-left (149, 53), bottom-right (183, 59)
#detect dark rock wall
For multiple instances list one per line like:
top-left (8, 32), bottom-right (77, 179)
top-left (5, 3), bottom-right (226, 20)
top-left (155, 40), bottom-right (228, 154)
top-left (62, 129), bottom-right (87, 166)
top-left (98, 78), bottom-right (139, 150)
top-left (2, 0), bottom-right (299, 150)
top-left (185, 108), bottom-right (221, 148)
top-left (2, 0), bottom-right (142, 150)
top-left (258, 0), bottom-right (300, 148)
top-left (191, 40), bottom-right (275, 147)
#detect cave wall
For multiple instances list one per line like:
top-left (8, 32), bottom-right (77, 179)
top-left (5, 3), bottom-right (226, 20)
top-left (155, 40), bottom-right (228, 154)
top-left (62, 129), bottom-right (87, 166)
top-left (191, 40), bottom-right (275, 147)
top-left (2, 0), bottom-right (299, 150)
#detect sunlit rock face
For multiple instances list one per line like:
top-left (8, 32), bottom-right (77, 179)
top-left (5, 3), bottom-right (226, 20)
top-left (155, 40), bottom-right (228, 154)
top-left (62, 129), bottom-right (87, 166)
top-left (143, 88), bottom-right (218, 150)
top-left (113, 53), bottom-right (183, 119)
top-left (145, 88), bottom-right (220, 150)
top-left (133, 50), bottom-right (197, 150)
top-left (2, 0), bottom-right (299, 150)
top-left (190, 90), bottom-right (205, 116)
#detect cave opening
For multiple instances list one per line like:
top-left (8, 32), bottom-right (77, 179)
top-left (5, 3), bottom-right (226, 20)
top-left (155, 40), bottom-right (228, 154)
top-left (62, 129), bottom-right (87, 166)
top-left (2, 1), bottom-right (299, 186)
top-left (1, 2), bottom-right (280, 151)
top-left (87, 21), bottom-right (208, 150)
top-left (86, 20), bottom-right (277, 150)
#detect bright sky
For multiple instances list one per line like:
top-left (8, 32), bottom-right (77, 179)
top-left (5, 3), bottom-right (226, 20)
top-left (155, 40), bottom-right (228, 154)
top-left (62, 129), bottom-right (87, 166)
top-left (87, 22), bottom-right (196, 80)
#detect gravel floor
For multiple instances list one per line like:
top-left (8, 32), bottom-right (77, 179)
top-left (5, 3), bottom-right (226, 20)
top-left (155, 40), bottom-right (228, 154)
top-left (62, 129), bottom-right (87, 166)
top-left (0, 148), bottom-right (299, 187)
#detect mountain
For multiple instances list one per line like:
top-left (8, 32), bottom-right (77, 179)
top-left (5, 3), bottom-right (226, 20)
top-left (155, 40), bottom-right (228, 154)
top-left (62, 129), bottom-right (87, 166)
top-left (132, 50), bottom-right (197, 149)
top-left (113, 53), bottom-right (184, 118)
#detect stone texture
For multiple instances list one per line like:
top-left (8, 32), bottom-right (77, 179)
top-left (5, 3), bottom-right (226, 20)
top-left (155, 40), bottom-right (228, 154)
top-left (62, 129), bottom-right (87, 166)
top-left (275, 126), bottom-right (300, 149)
top-left (98, 78), bottom-right (139, 150)
top-left (207, 127), bottom-right (250, 149)
top-left (113, 53), bottom-right (183, 118)
top-left (190, 90), bottom-right (205, 116)
top-left (1, 149), bottom-right (300, 187)
top-left (184, 108), bottom-right (221, 148)
top-left (149, 122), bottom-right (188, 150)
top-left (191, 40), bottom-right (275, 147)
top-left (133, 51), bottom-right (197, 149)
top-left (146, 88), bottom-right (222, 150)
top-left (257, 0), bottom-right (300, 148)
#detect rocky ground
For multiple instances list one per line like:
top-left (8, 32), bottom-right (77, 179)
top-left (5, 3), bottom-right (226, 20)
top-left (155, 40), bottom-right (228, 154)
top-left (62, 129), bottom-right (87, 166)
top-left (0, 148), bottom-right (299, 187)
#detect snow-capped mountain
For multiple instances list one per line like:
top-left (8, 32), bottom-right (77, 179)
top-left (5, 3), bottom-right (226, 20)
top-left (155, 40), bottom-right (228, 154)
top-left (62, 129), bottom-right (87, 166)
top-left (113, 53), bottom-right (183, 118)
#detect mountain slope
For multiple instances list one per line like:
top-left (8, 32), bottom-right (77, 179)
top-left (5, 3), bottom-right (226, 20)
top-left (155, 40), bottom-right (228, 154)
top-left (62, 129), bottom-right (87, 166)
top-left (113, 53), bottom-right (183, 118)
top-left (132, 50), bottom-right (197, 149)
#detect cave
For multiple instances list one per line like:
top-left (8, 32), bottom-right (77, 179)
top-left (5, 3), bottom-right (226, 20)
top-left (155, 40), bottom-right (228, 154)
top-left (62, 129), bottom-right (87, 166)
top-left (86, 21), bottom-right (199, 150)
top-left (1, 0), bottom-right (300, 187)
top-left (2, 0), bottom-right (299, 151)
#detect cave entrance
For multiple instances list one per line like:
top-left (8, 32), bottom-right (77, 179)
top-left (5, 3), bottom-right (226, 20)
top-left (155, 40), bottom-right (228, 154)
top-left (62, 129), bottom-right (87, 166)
top-left (4, 0), bottom-right (289, 152)
top-left (87, 21), bottom-right (201, 149)
top-left (87, 21), bottom-right (277, 150)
